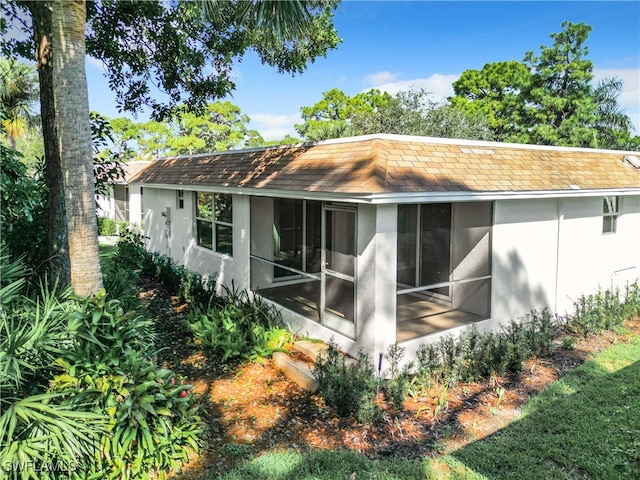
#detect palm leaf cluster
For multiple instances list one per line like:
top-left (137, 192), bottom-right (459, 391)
top-left (0, 249), bottom-right (202, 479)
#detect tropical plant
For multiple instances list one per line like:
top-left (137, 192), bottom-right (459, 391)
top-left (187, 285), bottom-right (285, 362)
top-left (0, 251), bottom-right (107, 480)
top-left (0, 57), bottom-right (38, 149)
top-left (51, 350), bottom-right (202, 480)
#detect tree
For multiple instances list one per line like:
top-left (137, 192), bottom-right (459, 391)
top-left (590, 76), bottom-right (636, 149)
top-left (52, 0), bottom-right (102, 297)
top-left (0, 57), bottom-right (39, 149)
top-left (295, 87), bottom-right (390, 139)
top-left (3, 0), bottom-right (341, 295)
top-left (450, 22), bottom-right (637, 149)
top-left (450, 60), bottom-right (531, 141)
top-left (522, 21), bottom-right (596, 146)
top-left (105, 101), bottom-right (264, 158)
top-left (351, 88), bottom-right (493, 140)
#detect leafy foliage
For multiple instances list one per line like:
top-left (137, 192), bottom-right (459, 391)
top-left (187, 285), bottom-right (287, 362)
top-left (566, 282), bottom-right (640, 337)
top-left (313, 341), bottom-right (380, 423)
top-left (0, 57), bottom-right (39, 148)
top-left (91, 111), bottom-right (126, 199)
top-left (296, 87), bottom-right (492, 141)
top-left (451, 22), bottom-right (638, 149)
top-left (0, 249), bottom-right (203, 479)
top-left (0, 145), bottom-right (48, 270)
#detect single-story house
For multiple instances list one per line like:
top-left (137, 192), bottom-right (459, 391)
top-left (96, 160), bottom-right (150, 225)
top-left (129, 134), bottom-right (640, 365)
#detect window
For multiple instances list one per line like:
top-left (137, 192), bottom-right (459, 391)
top-left (176, 190), bottom-right (184, 209)
top-left (602, 196), bottom-right (619, 234)
top-left (196, 192), bottom-right (233, 255)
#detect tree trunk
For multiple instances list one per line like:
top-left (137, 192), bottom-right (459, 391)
top-left (28, 1), bottom-right (72, 288)
top-left (51, 0), bottom-right (102, 296)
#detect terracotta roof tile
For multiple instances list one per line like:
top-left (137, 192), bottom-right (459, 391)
top-left (130, 134), bottom-right (640, 196)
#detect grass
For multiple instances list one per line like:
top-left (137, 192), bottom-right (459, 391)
top-left (213, 332), bottom-right (640, 479)
top-left (98, 241), bottom-right (117, 260)
top-left (449, 335), bottom-right (640, 479)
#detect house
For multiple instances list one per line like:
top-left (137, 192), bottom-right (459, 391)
top-left (129, 134), bottom-right (640, 365)
top-left (96, 160), bottom-right (150, 226)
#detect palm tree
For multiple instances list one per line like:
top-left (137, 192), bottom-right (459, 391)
top-left (591, 76), bottom-right (633, 149)
top-left (0, 58), bottom-right (39, 149)
top-left (19, 0), bottom-right (329, 296)
top-left (51, 0), bottom-right (102, 296)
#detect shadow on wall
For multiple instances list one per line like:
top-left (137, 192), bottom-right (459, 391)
top-left (492, 249), bottom-right (551, 324)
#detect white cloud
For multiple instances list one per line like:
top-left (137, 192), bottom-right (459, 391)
top-left (593, 68), bottom-right (640, 134)
top-left (363, 73), bottom-right (459, 102)
top-left (86, 55), bottom-right (106, 71)
top-left (248, 112), bottom-right (302, 140)
top-left (363, 71), bottom-right (401, 86)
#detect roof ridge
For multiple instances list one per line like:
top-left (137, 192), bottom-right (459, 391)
top-left (151, 134), bottom-right (640, 162)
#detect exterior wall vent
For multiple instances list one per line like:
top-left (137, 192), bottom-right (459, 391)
top-left (623, 155), bottom-right (640, 170)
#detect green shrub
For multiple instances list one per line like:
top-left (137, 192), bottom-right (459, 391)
top-left (313, 341), bottom-right (380, 423)
top-left (0, 146), bottom-right (48, 271)
top-left (0, 249), bottom-right (203, 479)
top-left (383, 342), bottom-right (413, 411)
top-left (186, 287), bottom-right (285, 362)
top-left (566, 284), bottom-right (636, 337)
top-left (114, 227), bottom-right (152, 272)
top-left (98, 216), bottom-right (117, 236)
top-left (51, 350), bottom-right (202, 480)
top-left (0, 252), bottom-right (107, 479)
top-left (117, 220), bottom-right (130, 234)
top-left (178, 269), bottom-right (222, 308)
top-left (410, 310), bottom-right (564, 389)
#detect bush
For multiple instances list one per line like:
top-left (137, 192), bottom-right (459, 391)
top-left (566, 283), bottom-right (639, 337)
top-left (313, 341), bottom-right (380, 423)
top-left (186, 286), bottom-right (286, 362)
top-left (0, 146), bottom-right (48, 271)
top-left (384, 342), bottom-right (413, 411)
top-left (411, 310), bottom-right (564, 389)
top-left (0, 248), bottom-right (203, 479)
top-left (98, 216), bottom-right (117, 236)
top-left (51, 350), bottom-right (202, 480)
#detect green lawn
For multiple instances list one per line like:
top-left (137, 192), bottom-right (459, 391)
top-left (215, 333), bottom-right (640, 480)
top-left (98, 241), bottom-right (117, 260)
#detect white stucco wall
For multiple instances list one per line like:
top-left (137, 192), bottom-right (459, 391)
top-left (142, 187), bottom-right (250, 292)
top-left (491, 198), bottom-right (560, 325)
top-left (492, 195), bottom-right (640, 325)
top-left (556, 195), bottom-right (640, 314)
top-left (128, 185), bottom-right (143, 226)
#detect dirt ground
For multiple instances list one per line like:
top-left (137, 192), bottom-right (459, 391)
top-left (140, 283), bottom-right (640, 478)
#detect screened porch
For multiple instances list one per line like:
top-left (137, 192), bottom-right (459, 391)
top-left (249, 197), bottom-right (492, 342)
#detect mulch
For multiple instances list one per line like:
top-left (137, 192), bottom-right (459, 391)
top-left (138, 281), bottom-right (640, 478)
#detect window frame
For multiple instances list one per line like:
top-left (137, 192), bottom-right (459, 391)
top-left (602, 196), bottom-right (619, 235)
top-left (176, 189), bottom-right (185, 210)
top-left (195, 191), bottom-right (233, 255)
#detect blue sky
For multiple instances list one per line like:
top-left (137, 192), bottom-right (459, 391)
top-left (86, 1), bottom-right (640, 141)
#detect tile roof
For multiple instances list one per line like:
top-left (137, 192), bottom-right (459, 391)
top-left (130, 134), bottom-right (640, 196)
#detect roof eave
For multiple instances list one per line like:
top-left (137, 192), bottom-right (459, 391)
top-left (130, 181), bottom-right (640, 204)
